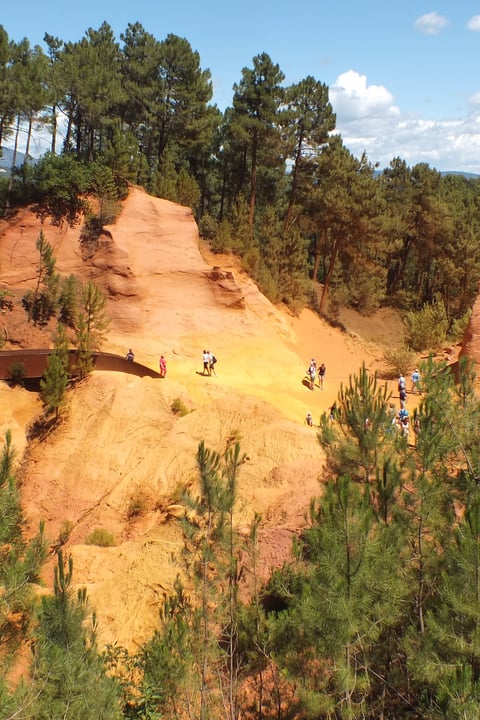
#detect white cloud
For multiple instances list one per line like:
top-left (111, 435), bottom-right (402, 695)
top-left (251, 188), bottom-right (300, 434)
top-left (330, 71), bottom-right (399, 121)
top-left (330, 71), bottom-right (480, 174)
top-left (467, 15), bottom-right (480, 31)
top-left (414, 12), bottom-right (449, 36)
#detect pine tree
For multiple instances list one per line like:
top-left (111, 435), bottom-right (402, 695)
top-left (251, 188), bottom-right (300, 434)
top-left (281, 75), bottom-right (336, 233)
top-left (40, 322), bottom-right (70, 418)
top-left (74, 280), bottom-right (109, 378)
top-left (22, 229), bottom-right (59, 325)
top-left (411, 491), bottom-right (480, 718)
top-left (58, 273), bottom-right (79, 327)
top-left (0, 432), bottom-right (47, 675)
top-left (230, 53), bottom-right (285, 228)
top-left (139, 441), bottom-right (246, 720)
top-left (318, 362), bottom-right (394, 486)
top-left (265, 476), bottom-right (408, 719)
top-left (30, 550), bottom-right (122, 719)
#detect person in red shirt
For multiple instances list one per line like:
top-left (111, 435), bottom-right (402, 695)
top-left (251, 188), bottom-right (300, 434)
top-left (159, 355), bottom-right (167, 378)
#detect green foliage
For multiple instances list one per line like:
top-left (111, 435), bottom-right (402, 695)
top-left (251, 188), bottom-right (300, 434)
top-left (126, 487), bottom-right (150, 519)
top-left (29, 550), bottom-right (122, 719)
top-left (85, 528), bottom-right (116, 547)
top-left (318, 362), bottom-right (393, 484)
top-left (208, 218), bottom-right (233, 254)
top-left (1, 21), bottom-right (480, 318)
top-left (176, 167), bottom-right (200, 210)
top-left (80, 210), bottom-right (106, 249)
top-left (74, 312), bottom-right (95, 379)
top-left (383, 343), bottom-right (416, 377)
top-left (57, 273), bottom-right (78, 327)
top-left (119, 443), bottom-right (249, 718)
top-left (74, 280), bottom-right (109, 377)
top-left (97, 128), bottom-right (140, 190)
top-left (405, 295), bottom-right (449, 351)
top-left (170, 397), bottom-right (189, 417)
top-left (198, 212), bottom-right (218, 242)
top-left (138, 578), bottom-right (198, 719)
top-left (7, 361), bottom-right (25, 386)
top-left (153, 154), bottom-right (201, 210)
top-left (333, 260), bottom-right (386, 314)
top-left (88, 162), bottom-right (121, 225)
top-left (0, 290), bottom-right (14, 311)
top-left (22, 229), bottom-right (59, 325)
top-left (40, 322), bottom-right (70, 418)
top-left (449, 306), bottom-right (472, 343)
top-left (0, 432), bottom-right (48, 667)
top-left (57, 519), bottom-right (74, 546)
top-left (31, 153), bottom-right (90, 226)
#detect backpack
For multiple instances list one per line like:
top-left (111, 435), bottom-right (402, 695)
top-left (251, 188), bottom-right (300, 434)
top-left (211, 355), bottom-right (217, 365)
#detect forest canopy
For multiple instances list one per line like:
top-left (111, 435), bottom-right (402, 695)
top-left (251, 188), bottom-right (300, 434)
top-left (1, 21), bottom-right (480, 329)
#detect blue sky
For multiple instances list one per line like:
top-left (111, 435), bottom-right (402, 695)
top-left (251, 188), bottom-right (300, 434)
top-left (2, 0), bottom-right (480, 173)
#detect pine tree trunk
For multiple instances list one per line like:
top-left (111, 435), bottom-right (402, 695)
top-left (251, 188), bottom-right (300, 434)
top-left (319, 235), bottom-right (340, 313)
top-left (249, 136), bottom-right (258, 228)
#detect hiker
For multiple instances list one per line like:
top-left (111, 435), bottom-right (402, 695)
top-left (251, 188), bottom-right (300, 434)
top-left (411, 368), bottom-right (420, 393)
top-left (318, 362), bottom-right (326, 389)
top-left (307, 361), bottom-right (316, 391)
top-left (398, 404), bottom-right (409, 426)
top-left (329, 402), bottom-right (337, 422)
top-left (399, 386), bottom-right (407, 405)
top-left (398, 374), bottom-right (406, 394)
top-left (159, 355), bottom-right (167, 378)
top-left (305, 412), bottom-right (313, 427)
top-left (387, 403), bottom-right (397, 432)
top-left (126, 349), bottom-right (134, 361)
top-left (401, 416), bottom-right (410, 438)
top-left (202, 350), bottom-right (211, 376)
top-left (209, 351), bottom-right (217, 376)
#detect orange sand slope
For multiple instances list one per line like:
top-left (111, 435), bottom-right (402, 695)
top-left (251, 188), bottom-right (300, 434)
top-left (0, 187), bottom-right (396, 651)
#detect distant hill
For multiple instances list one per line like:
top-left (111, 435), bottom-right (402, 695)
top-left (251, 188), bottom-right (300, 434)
top-left (440, 170), bottom-right (480, 180)
top-left (0, 147), bottom-right (30, 173)
top-left (374, 167), bottom-right (479, 180)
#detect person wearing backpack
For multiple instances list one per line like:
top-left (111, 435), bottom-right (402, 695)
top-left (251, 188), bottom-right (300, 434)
top-left (208, 351), bottom-right (217, 376)
top-left (307, 362), bottom-right (316, 391)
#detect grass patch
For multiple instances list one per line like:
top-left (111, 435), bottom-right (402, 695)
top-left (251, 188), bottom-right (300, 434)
top-left (126, 487), bottom-right (150, 519)
top-left (171, 397), bottom-right (189, 417)
top-left (85, 528), bottom-right (116, 547)
top-left (57, 520), bottom-right (74, 546)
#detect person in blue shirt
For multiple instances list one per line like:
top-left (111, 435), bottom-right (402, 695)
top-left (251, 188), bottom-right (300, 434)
top-left (411, 368), bottom-right (420, 393)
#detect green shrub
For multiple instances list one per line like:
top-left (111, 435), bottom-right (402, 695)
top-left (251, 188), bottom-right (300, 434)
top-left (126, 487), bottom-right (150, 519)
top-left (57, 519), bottom-right (74, 546)
top-left (449, 308), bottom-right (472, 343)
top-left (383, 344), bottom-right (416, 378)
top-left (210, 218), bottom-right (234, 253)
top-left (8, 362), bottom-right (25, 386)
top-left (198, 213), bottom-right (218, 242)
top-left (171, 398), bottom-right (189, 417)
top-left (176, 168), bottom-right (200, 211)
top-left (404, 296), bottom-right (449, 352)
top-left (85, 528), bottom-right (116, 547)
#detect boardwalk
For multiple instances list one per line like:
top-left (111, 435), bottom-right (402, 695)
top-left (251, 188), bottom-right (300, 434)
top-left (0, 350), bottom-right (161, 381)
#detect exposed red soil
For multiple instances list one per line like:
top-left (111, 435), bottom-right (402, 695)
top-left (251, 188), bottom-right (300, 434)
top-left (0, 186), bottom-right (459, 657)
